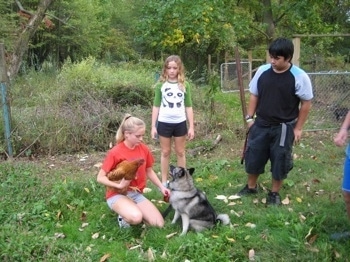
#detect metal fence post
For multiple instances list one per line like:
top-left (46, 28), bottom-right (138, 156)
top-left (0, 43), bottom-right (13, 157)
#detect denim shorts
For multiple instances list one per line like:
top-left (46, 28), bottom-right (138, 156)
top-left (106, 191), bottom-right (147, 209)
top-left (157, 121), bottom-right (187, 138)
top-left (244, 123), bottom-right (294, 180)
top-left (342, 154), bottom-right (350, 192)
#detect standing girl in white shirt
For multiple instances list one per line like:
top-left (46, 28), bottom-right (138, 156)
top-left (151, 55), bottom-right (194, 186)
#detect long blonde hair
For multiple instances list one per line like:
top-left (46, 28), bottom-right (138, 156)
top-left (115, 114), bottom-right (145, 144)
top-left (159, 55), bottom-right (186, 91)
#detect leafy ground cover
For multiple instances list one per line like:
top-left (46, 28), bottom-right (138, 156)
top-left (1, 129), bottom-right (350, 261)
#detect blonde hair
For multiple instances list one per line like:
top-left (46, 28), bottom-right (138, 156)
top-left (115, 114), bottom-right (146, 144)
top-left (159, 55), bottom-right (186, 91)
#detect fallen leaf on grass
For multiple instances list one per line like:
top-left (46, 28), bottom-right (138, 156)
top-left (315, 189), bottom-right (324, 195)
top-left (166, 232), bottom-right (178, 239)
top-left (54, 232), bottom-right (65, 238)
top-left (128, 244), bottom-right (141, 250)
top-left (99, 253), bottom-right (111, 262)
top-left (56, 211), bottom-right (62, 220)
top-left (230, 210), bottom-right (242, 217)
top-left (334, 250), bottom-right (341, 258)
top-left (226, 236), bottom-right (235, 242)
top-left (248, 249), bottom-right (255, 261)
top-left (215, 195), bottom-right (227, 200)
top-left (305, 243), bottom-right (319, 252)
top-left (281, 196), bottom-right (290, 205)
top-left (245, 222), bottom-right (256, 228)
top-left (299, 213), bottom-right (306, 222)
top-left (66, 204), bottom-right (75, 210)
top-left (80, 211), bottom-right (87, 221)
top-left (147, 248), bottom-right (155, 261)
top-left (296, 197), bottom-right (302, 203)
top-left (228, 195), bottom-right (241, 200)
top-left (79, 223), bottom-right (89, 231)
top-left (307, 234), bottom-right (318, 245)
top-left (261, 198), bottom-right (266, 204)
top-left (304, 227), bottom-right (313, 240)
top-left (92, 232), bottom-right (99, 239)
top-left (227, 202), bottom-right (237, 206)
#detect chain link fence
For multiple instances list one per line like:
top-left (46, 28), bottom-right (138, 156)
top-left (220, 62), bottom-right (350, 130)
top-left (308, 72), bottom-right (350, 130)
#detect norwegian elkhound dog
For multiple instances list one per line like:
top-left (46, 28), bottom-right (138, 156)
top-left (168, 165), bottom-right (230, 235)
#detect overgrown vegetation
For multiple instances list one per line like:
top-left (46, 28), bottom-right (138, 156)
top-left (2, 58), bottom-right (164, 157)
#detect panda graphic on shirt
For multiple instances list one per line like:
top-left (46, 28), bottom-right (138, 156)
top-left (158, 81), bottom-right (186, 123)
top-left (162, 87), bottom-right (184, 108)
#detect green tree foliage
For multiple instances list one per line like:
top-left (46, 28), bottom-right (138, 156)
top-left (0, 1), bottom-right (20, 51)
top-left (137, 0), bottom-right (253, 56)
top-left (0, 0), bottom-right (141, 71)
top-left (135, 0), bottom-right (350, 73)
top-left (2, 0), bottom-right (350, 74)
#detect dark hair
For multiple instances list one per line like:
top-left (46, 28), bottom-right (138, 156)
top-left (268, 37), bottom-right (294, 61)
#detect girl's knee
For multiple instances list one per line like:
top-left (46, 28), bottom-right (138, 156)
top-left (161, 150), bottom-right (171, 158)
top-left (125, 212), bottom-right (143, 225)
top-left (175, 150), bottom-right (185, 158)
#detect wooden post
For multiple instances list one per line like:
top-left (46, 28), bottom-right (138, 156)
top-left (292, 37), bottom-right (301, 66)
top-left (265, 49), bottom-right (269, 64)
top-left (235, 47), bottom-right (247, 127)
top-left (248, 50), bottom-right (253, 80)
top-left (0, 43), bottom-right (13, 158)
top-left (224, 51), bottom-right (229, 84)
top-left (208, 54), bottom-right (211, 75)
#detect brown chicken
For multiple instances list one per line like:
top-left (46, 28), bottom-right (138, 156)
top-left (107, 158), bottom-right (145, 194)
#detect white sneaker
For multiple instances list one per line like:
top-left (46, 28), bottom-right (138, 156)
top-left (117, 215), bottom-right (130, 228)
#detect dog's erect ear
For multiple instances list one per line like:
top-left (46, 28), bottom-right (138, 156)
top-left (169, 165), bottom-right (176, 173)
top-left (187, 168), bottom-right (195, 175)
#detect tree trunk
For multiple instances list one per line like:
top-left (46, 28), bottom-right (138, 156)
top-left (8, 0), bottom-right (54, 79)
top-left (262, 0), bottom-right (275, 44)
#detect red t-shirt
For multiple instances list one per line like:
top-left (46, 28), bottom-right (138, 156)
top-left (101, 142), bottom-right (154, 199)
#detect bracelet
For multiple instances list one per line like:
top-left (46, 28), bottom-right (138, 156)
top-left (246, 118), bottom-right (254, 123)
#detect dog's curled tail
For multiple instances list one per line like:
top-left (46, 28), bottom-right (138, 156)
top-left (216, 214), bottom-right (230, 225)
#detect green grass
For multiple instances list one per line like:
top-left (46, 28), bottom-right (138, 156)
top-left (1, 66), bottom-right (349, 261)
top-left (1, 129), bottom-right (350, 261)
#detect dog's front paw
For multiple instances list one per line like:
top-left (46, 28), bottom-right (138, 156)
top-left (180, 231), bottom-right (187, 236)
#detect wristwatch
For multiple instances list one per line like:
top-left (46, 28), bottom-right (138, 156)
top-left (245, 115), bottom-right (254, 123)
top-left (245, 115), bottom-right (253, 120)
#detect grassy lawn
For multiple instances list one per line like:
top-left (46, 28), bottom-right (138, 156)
top-left (1, 129), bottom-right (349, 262)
